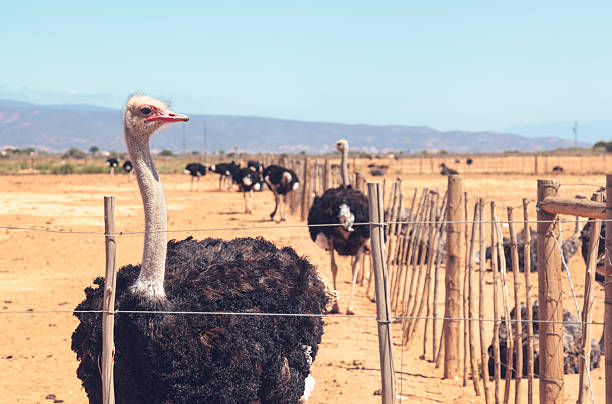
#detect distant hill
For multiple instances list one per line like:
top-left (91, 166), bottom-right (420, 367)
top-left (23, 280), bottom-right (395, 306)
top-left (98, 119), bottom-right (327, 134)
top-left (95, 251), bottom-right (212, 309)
top-left (505, 120), bottom-right (612, 145)
top-left (0, 99), bottom-right (587, 154)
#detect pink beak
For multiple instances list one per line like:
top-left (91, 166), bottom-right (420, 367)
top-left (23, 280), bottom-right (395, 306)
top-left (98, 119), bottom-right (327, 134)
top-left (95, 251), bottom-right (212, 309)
top-left (145, 110), bottom-right (190, 123)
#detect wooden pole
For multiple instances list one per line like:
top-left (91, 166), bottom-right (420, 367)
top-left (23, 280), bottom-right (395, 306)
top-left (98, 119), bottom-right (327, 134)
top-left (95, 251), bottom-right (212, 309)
top-left (491, 202), bottom-right (502, 404)
top-left (605, 174), bottom-right (612, 404)
top-left (301, 157), bottom-right (309, 221)
top-left (368, 182), bottom-right (397, 404)
top-left (536, 179), bottom-right (563, 404)
top-left (507, 207), bottom-right (523, 404)
top-left (577, 192), bottom-right (602, 404)
top-left (496, 218), bottom-right (514, 404)
top-left (433, 198), bottom-right (448, 366)
top-left (102, 196), bottom-right (117, 404)
top-left (467, 202), bottom-right (482, 395)
top-left (479, 199), bottom-right (491, 404)
top-left (463, 194), bottom-right (470, 387)
top-left (522, 199), bottom-right (535, 404)
top-left (539, 196), bottom-right (606, 219)
top-left (444, 174), bottom-right (463, 379)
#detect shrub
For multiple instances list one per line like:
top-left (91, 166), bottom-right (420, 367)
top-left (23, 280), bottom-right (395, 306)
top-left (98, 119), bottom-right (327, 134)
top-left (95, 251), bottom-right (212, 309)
top-left (52, 163), bottom-right (75, 174)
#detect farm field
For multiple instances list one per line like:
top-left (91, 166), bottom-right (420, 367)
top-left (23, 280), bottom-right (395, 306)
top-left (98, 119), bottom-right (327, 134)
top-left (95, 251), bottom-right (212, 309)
top-left (0, 172), bottom-right (606, 403)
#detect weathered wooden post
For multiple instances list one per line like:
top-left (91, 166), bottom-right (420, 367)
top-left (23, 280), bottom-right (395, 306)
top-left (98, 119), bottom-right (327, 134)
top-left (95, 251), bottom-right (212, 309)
top-left (301, 157), bottom-right (309, 221)
top-left (444, 174), bottom-right (463, 379)
top-left (606, 175), bottom-right (612, 404)
top-left (577, 192), bottom-right (602, 404)
top-left (368, 182), bottom-right (396, 404)
top-left (536, 179), bottom-right (563, 404)
top-left (522, 199), bottom-right (535, 404)
top-left (102, 196), bottom-right (117, 404)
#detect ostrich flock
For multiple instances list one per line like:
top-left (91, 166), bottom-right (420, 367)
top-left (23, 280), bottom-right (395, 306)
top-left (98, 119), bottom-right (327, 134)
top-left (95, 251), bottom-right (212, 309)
top-left (70, 95), bottom-right (603, 402)
top-left (72, 95), bottom-right (368, 403)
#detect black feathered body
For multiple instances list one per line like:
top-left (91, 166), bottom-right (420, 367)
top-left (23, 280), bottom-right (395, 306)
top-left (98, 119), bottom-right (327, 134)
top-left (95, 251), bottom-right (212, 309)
top-left (122, 160), bottom-right (133, 173)
top-left (211, 162), bottom-right (240, 178)
top-left (263, 165), bottom-right (299, 195)
top-left (307, 186), bottom-right (369, 256)
top-left (106, 158), bottom-right (119, 168)
top-left (72, 237), bottom-right (328, 404)
top-left (185, 163), bottom-right (207, 177)
top-left (233, 167), bottom-right (263, 192)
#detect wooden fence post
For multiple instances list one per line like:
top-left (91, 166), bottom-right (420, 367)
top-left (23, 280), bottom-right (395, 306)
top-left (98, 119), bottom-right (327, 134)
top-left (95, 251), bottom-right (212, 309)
top-left (536, 179), bottom-right (563, 404)
top-left (368, 182), bottom-right (396, 404)
top-left (102, 196), bottom-right (117, 404)
top-left (606, 174), bottom-right (612, 404)
top-left (444, 174), bottom-right (464, 379)
top-left (301, 157), bottom-right (309, 221)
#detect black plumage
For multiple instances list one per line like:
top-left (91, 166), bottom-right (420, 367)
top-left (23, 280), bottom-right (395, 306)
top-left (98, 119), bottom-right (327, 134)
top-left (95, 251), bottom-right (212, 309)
top-left (210, 161), bottom-right (241, 191)
top-left (308, 186), bottom-right (370, 257)
top-left (72, 237), bottom-right (329, 404)
top-left (106, 158), bottom-right (119, 168)
top-left (263, 165), bottom-right (300, 221)
top-left (122, 160), bottom-right (133, 173)
top-left (184, 163), bottom-right (208, 191)
top-left (233, 167), bottom-right (263, 213)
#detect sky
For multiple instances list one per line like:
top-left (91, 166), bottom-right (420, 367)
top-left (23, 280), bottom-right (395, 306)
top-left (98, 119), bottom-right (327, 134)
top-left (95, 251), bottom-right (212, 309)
top-left (1, 1), bottom-right (611, 138)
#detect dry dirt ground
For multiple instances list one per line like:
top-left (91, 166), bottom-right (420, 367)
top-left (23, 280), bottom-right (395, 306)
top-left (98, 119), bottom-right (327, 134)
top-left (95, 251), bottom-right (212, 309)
top-left (0, 173), bottom-right (606, 403)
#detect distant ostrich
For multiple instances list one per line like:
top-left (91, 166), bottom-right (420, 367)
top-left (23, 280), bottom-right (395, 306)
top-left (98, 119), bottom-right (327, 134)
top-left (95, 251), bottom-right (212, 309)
top-left (307, 139), bottom-right (370, 315)
top-left (233, 166), bottom-right (263, 213)
top-left (263, 165), bottom-right (300, 221)
top-left (106, 158), bottom-right (119, 175)
top-left (184, 162), bottom-right (207, 192)
top-left (552, 166), bottom-right (564, 174)
top-left (466, 158), bottom-right (473, 165)
top-left (122, 160), bottom-right (133, 180)
top-left (439, 163), bottom-right (458, 175)
top-left (71, 95), bottom-right (328, 404)
top-left (247, 160), bottom-right (266, 191)
top-left (210, 161), bottom-right (240, 191)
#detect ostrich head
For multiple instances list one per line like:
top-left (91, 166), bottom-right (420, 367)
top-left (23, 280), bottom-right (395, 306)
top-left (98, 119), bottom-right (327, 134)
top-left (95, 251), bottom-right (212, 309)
top-left (124, 94), bottom-right (189, 139)
top-left (335, 139), bottom-right (348, 153)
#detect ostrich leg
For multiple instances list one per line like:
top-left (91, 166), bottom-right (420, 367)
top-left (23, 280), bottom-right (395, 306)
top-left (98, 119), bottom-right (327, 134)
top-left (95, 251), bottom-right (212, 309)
top-left (190, 176), bottom-right (194, 192)
top-left (346, 245), bottom-right (364, 315)
top-left (242, 188), bottom-right (249, 213)
top-left (248, 189), bottom-right (253, 214)
top-left (110, 167), bottom-right (114, 175)
top-left (281, 194), bottom-right (289, 221)
top-left (270, 191), bottom-right (280, 221)
top-left (196, 176), bottom-right (200, 192)
top-left (218, 175), bottom-right (223, 191)
top-left (330, 242), bottom-right (340, 313)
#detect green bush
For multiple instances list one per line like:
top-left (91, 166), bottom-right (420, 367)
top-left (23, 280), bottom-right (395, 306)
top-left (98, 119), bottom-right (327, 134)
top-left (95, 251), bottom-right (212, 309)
top-left (52, 163), bottom-right (75, 174)
top-left (78, 165), bottom-right (107, 174)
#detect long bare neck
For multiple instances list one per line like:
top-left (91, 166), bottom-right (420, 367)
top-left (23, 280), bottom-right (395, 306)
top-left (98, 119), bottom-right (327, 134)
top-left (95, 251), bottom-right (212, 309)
top-left (125, 129), bottom-right (167, 301)
top-left (341, 147), bottom-right (349, 188)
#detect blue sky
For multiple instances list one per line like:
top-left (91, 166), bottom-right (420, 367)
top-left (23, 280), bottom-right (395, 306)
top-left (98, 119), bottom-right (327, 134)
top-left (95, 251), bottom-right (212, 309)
top-left (1, 1), bottom-right (611, 138)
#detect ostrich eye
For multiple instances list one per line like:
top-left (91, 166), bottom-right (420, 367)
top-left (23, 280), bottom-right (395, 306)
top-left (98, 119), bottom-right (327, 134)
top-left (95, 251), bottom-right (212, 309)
top-left (140, 106), bottom-right (152, 115)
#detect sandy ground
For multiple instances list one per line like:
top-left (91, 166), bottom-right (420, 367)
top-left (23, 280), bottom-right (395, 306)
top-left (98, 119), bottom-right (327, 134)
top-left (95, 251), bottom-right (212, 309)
top-left (0, 173), bottom-right (606, 403)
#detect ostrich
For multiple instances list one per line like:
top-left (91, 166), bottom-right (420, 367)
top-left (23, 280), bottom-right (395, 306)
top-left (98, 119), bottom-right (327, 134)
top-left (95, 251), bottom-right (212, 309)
top-left (552, 165), bottom-right (564, 174)
top-left (71, 95), bottom-right (328, 404)
top-left (466, 158), bottom-right (473, 165)
top-left (184, 162), bottom-right (207, 192)
top-left (210, 161), bottom-right (240, 191)
top-left (439, 163), bottom-right (458, 175)
top-left (263, 165), bottom-right (300, 221)
top-left (106, 158), bottom-right (119, 175)
top-left (307, 139), bottom-right (369, 315)
top-left (233, 166), bottom-right (262, 213)
top-left (122, 160), bottom-right (133, 180)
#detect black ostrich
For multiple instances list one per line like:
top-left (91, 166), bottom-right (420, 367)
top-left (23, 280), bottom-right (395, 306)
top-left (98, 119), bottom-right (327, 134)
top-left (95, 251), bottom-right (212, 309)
top-left (122, 160), bottom-right (133, 173)
top-left (184, 162), bottom-right (207, 192)
top-left (210, 161), bottom-right (240, 191)
top-left (263, 165), bottom-right (300, 221)
top-left (122, 160), bottom-right (133, 180)
top-left (233, 166), bottom-right (263, 213)
top-left (466, 158), bottom-right (473, 165)
top-left (307, 139), bottom-right (369, 315)
top-left (439, 163), bottom-right (458, 175)
top-left (71, 95), bottom-right (328, 404)
top-left (552, 165), bottom-right (564, 174)
top-left (106, 158), bottom-right (119, 175)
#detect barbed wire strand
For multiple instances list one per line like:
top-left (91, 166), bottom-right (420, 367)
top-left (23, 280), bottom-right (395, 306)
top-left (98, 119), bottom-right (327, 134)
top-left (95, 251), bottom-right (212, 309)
top-left (2, 216), bottom-right (610, 236)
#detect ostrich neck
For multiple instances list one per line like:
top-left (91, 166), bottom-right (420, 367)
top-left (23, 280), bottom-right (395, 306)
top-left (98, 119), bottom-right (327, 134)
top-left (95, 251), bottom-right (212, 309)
top-left (125, 130), bottom-right (167, 300)
top-left (341, 148), bottom-right (349, 187)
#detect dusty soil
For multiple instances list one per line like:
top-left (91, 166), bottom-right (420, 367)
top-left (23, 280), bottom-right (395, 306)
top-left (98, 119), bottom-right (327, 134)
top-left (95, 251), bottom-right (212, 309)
top-left (0, 173), bottom-right (606, 403)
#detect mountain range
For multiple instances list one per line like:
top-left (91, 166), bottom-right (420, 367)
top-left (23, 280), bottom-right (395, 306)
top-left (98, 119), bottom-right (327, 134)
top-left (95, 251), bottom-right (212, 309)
top-left (0, 99), bottom-right (590, 154)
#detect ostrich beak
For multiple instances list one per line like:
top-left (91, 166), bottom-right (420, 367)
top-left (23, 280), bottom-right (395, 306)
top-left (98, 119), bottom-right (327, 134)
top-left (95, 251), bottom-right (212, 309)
top-left (145, 110), bottom-right (190, 123)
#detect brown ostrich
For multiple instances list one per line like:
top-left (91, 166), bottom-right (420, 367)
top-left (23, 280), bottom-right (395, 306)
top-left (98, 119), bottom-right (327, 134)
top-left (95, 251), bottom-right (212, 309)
top-left (71, 95), bottom-right (328, 403)
top-left (307, 139), bottom-right (369, 314)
